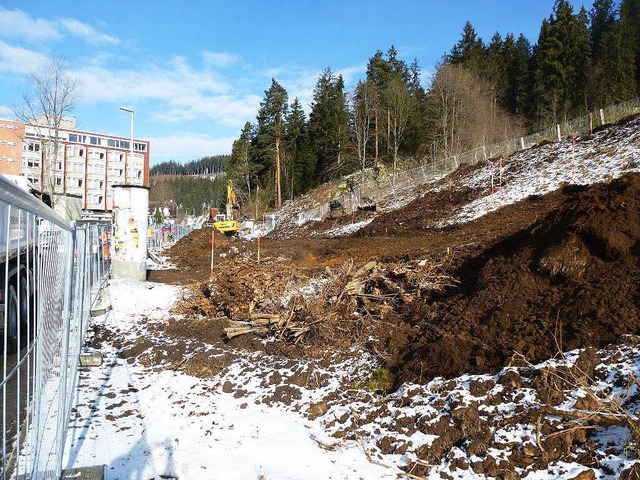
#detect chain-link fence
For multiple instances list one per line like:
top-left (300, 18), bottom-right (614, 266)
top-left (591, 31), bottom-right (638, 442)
top-left (0, 176), bottom-right (110, 479)
top-left (148, 217), bottom-right (207, 250)
top-left (339, 97), bottom-right (640, 218)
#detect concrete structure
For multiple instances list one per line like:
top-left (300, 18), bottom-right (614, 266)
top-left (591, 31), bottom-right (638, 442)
top-left (0, 118), bottom-right (150, 212)
top-left (110, 185), bottom-right (149, 281)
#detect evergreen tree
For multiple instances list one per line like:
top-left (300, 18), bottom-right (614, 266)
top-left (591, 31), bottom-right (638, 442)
top-left (307, 68), bottom-right (350, 182)
top-left (283, 98), bottom-right (311, 199)
top-left (589, 2), bottom-right (637, 108)
top-left (405, 58), bottom-right (428, 154)
top-left (365, 47), bottom-right (415, 163)
top-left (255, 79), bottom-right (288, 208)
top-left (513, 34), bottom-right (534, 118)
top-left (620, 0), bottom-right (640, 94)
top-left (589, 0), bottom-right (617, 61)
top-left (449, 21), bottom-right (485, 74)
top-left (484, 32), bottom-right (508, 108)
top-left (534, 1), bottom-right (591, 124)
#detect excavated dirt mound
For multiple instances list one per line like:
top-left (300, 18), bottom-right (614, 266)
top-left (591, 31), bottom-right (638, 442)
top-left (149, 172), bottom-right (640, 386)
top-left (391, 174), bottom-right (640, 385)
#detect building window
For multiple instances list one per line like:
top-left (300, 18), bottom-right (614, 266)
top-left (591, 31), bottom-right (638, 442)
top-left (77, 179), bottom-right (83, 188)
top-left (55, 177), bottom-right (62, 186)
top-left (79, 148), bottom-right (84, 157)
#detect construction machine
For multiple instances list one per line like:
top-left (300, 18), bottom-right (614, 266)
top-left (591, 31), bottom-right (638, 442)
top-left (213, 180), bottom-right (239, 235)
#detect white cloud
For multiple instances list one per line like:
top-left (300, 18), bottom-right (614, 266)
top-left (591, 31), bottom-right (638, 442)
top-left (146, 134), bottom-right (237, 163)
top-left (0, 7), bottom-right (119, 46)
top-left (77, 57), bottom-right (229, 103)
top-left (202, 51), bottom-right (239, 68)
top-left (75, 57), bottom-right (263, 131)
top-left (0, 40), bottom-right (40, 74)
top-left (0, 7), bottom-right (62, 43)
top-left (152, 93), bottom-right (262, 128)
top-left (59, 18), bottom-right (120, 46)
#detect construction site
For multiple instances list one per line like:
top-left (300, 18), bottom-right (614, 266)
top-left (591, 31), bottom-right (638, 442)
top-left (88, 114), bottom-right (640, 479)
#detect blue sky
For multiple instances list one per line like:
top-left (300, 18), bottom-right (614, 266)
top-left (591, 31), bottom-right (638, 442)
top-left (0, 0), bottom-right (575, 166)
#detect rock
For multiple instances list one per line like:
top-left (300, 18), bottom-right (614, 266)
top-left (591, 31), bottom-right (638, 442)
top-left (573, 392), bottom-right (601, 411)
top-left (499, 370), bottom-right (523, 391)
top-left (522, 443), bottom-right (538, 457)
top-left (307, 401), bottom-right (329, 419)
top-left (499, 471), bottom-right (521, 480)
top-left (568, 469), bottom-right (595, 480)
top-left (221, 380), bottom-right (234, 393)
top-left (377, 436), bottom-right (395, 454)
top-left (469, 378), bottom-right (495, 397)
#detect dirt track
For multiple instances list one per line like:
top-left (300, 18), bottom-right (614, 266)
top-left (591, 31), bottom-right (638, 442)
top-left (149, 169), bottom-right (640, 387)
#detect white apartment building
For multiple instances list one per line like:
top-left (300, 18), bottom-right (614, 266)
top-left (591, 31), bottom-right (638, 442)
top-left (1, 119), bottom-right (150, 212)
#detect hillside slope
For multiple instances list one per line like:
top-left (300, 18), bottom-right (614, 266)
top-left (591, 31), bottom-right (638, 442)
top-left (151, 114), bottom-right (640, 384)
top-left (141, 114), bottom-right (640, 478)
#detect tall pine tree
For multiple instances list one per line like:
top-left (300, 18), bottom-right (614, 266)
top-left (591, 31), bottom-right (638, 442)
top-left (256, 79), bottom-right (288, 208)
top-left (307, 68), bottom-right (350, 182)
top-left (620, 0), bottom-right (640, 94)
top-left (534, 1), bottom-right (591, 124)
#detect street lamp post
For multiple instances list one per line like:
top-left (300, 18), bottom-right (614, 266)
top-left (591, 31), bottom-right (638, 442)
top-left (119, 106), bottom-right (134, 184)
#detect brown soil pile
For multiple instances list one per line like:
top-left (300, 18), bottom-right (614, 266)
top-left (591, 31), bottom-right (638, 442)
top-left (391, 174), bottom-right (640, 385)
top-left (149, 172), bottom-right (640, 386)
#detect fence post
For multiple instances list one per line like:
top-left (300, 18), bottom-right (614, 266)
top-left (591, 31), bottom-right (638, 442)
top-left (520, 137), bottom-right (525, 150)
top-left (599, 108), bottom-right (605, 125)
top-left (557, 124), bottom-right (561, 141)
top-left (55, 226), bottom-right (77, 478)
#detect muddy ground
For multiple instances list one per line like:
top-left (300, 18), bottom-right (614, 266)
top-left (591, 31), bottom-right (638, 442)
top-left (148, 167), bottom-right (640, 389)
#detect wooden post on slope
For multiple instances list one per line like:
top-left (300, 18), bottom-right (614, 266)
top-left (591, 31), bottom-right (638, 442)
top-left (210, 227), bottom-right (215, 279)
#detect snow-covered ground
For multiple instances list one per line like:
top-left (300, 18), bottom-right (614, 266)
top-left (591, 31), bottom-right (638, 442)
top-left (64, 279), bottom-right (640, 479)
top-left (63, 280), bottom-right (397, 480)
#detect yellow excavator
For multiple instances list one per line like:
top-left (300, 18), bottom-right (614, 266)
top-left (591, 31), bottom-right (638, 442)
top-left (213, 180), bottom-right (239, 235)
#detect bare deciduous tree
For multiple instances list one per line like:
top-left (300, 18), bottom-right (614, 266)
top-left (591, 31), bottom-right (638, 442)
top-left (351, 80), bottom-right (376, 186)
top-left (13, 54), bottom-right (81, 203)
top-left (383, 78), bottom-right (414, 176)
top-left (426, 64), bottom-right (523, 160)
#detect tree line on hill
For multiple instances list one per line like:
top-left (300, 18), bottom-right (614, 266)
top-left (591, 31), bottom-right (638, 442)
top-left (150, 155), bottom-right (229, 176)
top-left (223, 0), bottom-right (639, 211)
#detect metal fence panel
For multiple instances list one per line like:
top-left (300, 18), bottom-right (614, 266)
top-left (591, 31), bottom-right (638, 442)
top-left (0, 176), bottom-right (110, 480)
